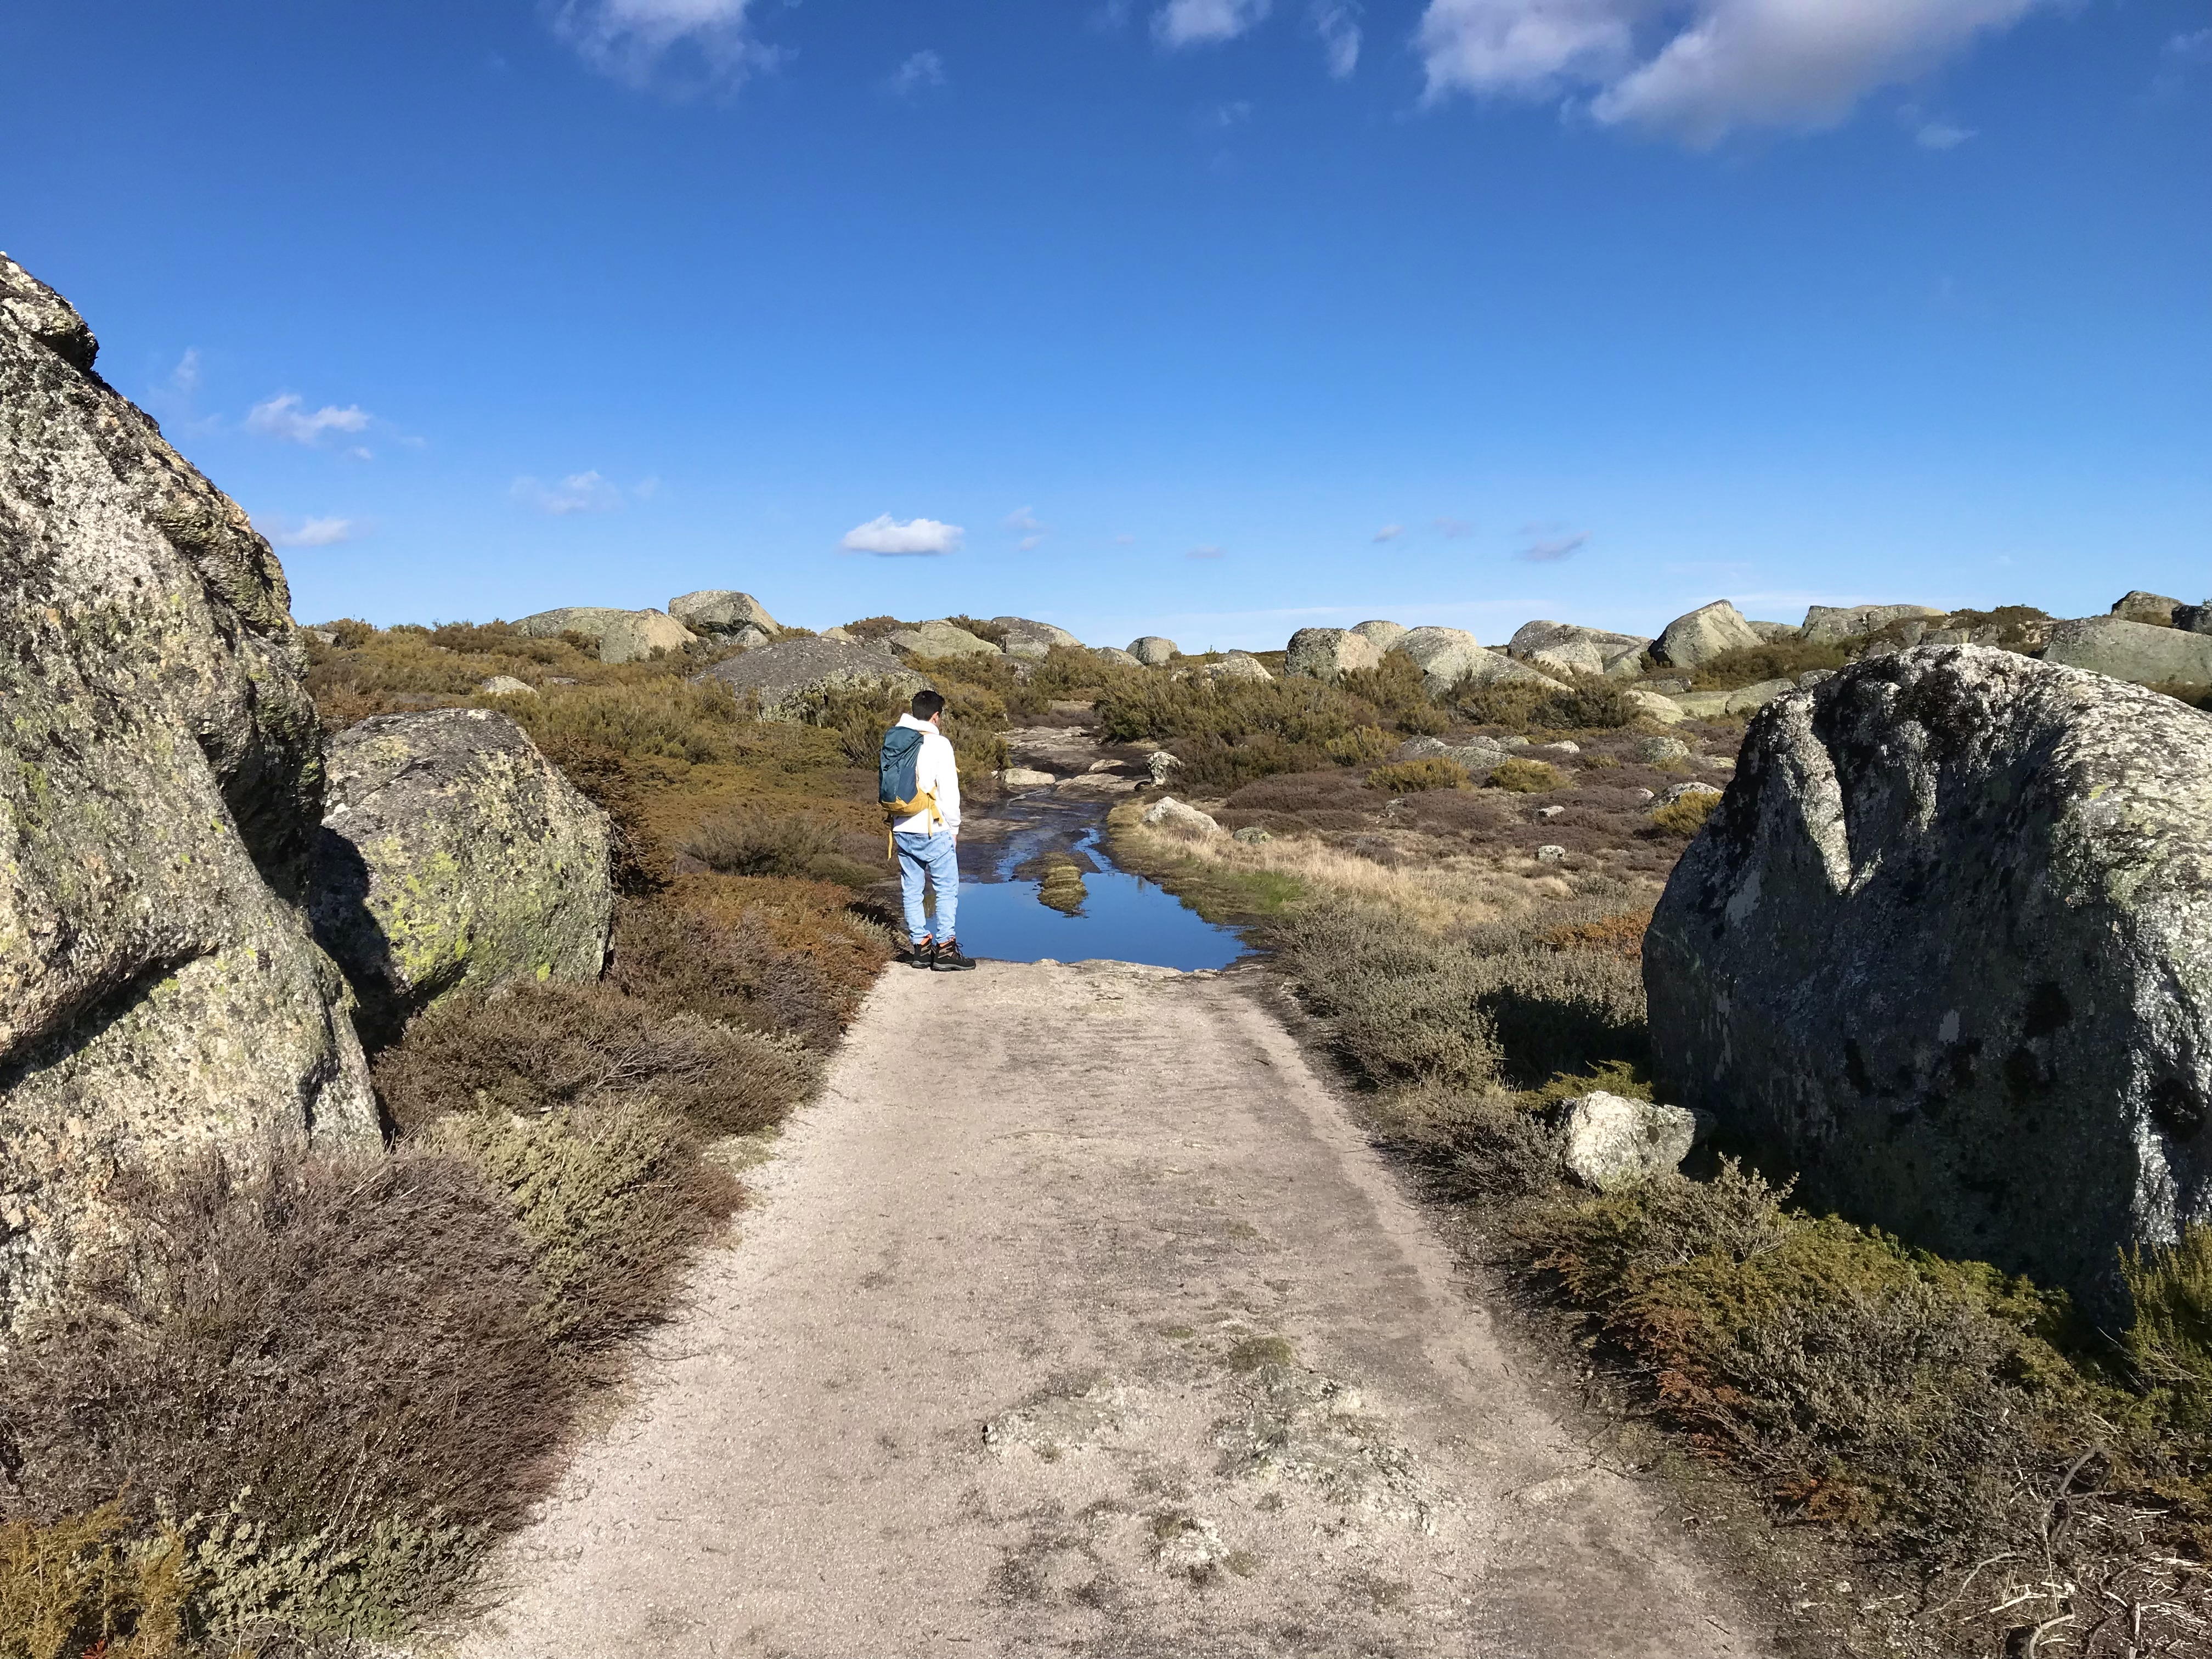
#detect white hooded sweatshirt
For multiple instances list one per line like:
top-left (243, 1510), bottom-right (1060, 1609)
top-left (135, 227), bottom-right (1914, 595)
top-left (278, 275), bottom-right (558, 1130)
top-left (890, 712), bottom-right (962, 835)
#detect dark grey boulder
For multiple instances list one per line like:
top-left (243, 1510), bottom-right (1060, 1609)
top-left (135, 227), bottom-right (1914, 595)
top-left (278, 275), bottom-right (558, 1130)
top-left (309, 709), bottom-right (614, 1047)
top-left (2111, 590), bottom-right (2183, 627)
top-left (1799, 603), bottom-right (1945, 645)
top-left (694, 635), bottom-right (925, 720)
top-left (0, 252), bottom-right (379, 1324)
top-left (1646, 645), bottom-right (2212, 1316)
top-left (991, 617), bottom-right (1082, 661)
top-left (669, 589), bottom-right (781, 637)
top-left (2043, 616), bottom-right (2212, 686)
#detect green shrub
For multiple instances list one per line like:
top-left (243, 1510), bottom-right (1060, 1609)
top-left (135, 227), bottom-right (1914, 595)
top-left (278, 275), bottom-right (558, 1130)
top-left (505, 680), bottom-right (749, 767)
top-left (942, 614), bottom-right (1010, 645)
top-left (1097, 673), bottom-right (1391, 791)
top-left (1688, 640), bottom-right (1848, 691)
top-left (1446, 675), bottom-right (1642, 733)
top-left (1488, 758), bottom-right (1562, 793)
top-left (834, 616), bottom-right (918, 642)
top-left (0, 1504), bottom-right (189, 1659)
top-left (1645, 792), bottom-right (1719, 838)
top-left (1338, 652), bottom-right (1449, 735)
top-left (2128, 1226), bottom-right (2212, 1431)
top-left (1366, 758), bottom-right (1466, 794)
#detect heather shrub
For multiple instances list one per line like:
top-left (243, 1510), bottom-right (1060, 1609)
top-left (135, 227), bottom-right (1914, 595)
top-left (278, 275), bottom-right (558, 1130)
top-left (1645, 791), bottom-right (1720, 838)
top-left (1447, 674), bottom-right (1641, 733)
top-left (680, 806), bottom-right (879, 887)
top-left (1338, 651), bottom-right (1450, 735)
top-left (835, 615), bottom-right (919, 642)
top-left (1687, 639), bottom-right (1848, 691)
top-left (1366, 758), bottom-right (1466, 794)
top-left (611, 885), bottom-right (887, 1048)
top-left (1488, 758), bottom-right (1562, 793)
top-left (2127, 1226), bottom-right (2212, 1431)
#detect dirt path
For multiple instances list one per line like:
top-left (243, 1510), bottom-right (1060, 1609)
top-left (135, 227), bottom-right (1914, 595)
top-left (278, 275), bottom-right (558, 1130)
top-left (461, 960), bottom-right (1768, 1658)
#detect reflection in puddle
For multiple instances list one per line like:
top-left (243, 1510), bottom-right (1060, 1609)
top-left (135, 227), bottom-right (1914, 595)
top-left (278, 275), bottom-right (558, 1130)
top-left (927, 795), bottom-right (1251, 972)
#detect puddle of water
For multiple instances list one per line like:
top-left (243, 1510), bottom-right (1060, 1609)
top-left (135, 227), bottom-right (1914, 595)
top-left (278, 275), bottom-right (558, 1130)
top-left (912, 798), bottom-right (1251, 972)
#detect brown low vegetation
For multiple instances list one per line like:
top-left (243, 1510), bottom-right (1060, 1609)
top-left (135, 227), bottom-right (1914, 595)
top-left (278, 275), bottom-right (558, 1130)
top-left (1365, 757), bottom-right (1466, 794)
top-left (1687, 639), bottom-right (1850, 690)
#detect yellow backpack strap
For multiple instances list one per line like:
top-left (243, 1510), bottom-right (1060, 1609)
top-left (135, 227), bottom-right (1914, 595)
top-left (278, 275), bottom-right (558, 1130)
top-left (884, 788), bottom-right (942, 859)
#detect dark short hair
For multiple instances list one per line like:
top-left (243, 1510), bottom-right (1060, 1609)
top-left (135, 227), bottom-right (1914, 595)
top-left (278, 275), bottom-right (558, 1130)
top-left (911, 689), bottom-right (946, 720)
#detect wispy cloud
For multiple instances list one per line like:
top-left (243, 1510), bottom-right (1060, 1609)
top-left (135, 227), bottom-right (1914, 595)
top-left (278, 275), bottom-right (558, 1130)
top-left (1003, 506), bottom-right (1050, 551)
top-left (2154, 26), bottom-right (2212, 95)
top-left (550, 0), bottom-right (783, 91)
top-left (258, 514), bottom-right (364, 549)
top-left (1372, 523), bottom-right (1404, 542)
top-left (511, 471), bottom-right (625, 515)
top-left (842, 514), bottom-right (964, 556)
top-left (1187, 543), bottom-right (1226, 560)
top-left (1432, 516), bottom-right (1472, 538)
top-left (1518, 531), bottom-right (1588, 562)
top-left (891, 49), bottom-right (946, 94)
top-left (169, 348), bottom-right (201, 396)
top-left (1913, 119), bottom-right (1975, 149)
top-left (1156, 0), bottom-right (1272, 48)
top-left (1417, 0), bottom-right (2045, 146)
top-left (1313, 0), bottom-right (1362, 76)
top-left (1113, 533), bottom-right (1137, 545)
top-left (1211, 98), bottom-right (1255, 126)
top-left (246, 394), bottom-right (373, 449)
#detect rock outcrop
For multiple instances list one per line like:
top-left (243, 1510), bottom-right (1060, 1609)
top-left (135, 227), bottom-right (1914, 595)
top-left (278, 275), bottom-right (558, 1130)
top-left (308, 710), bottom-right (614, 1047)
top-left (1093, 646), bottom-right (1143, 668)
top-left (2111, 591), bottom-right (2183, 627)
top-left (888, 619), bottom-right (1001, 658)
top-left (515, 606), bottom-right (698, 664)
top-left (0, 252), bottom-right (379, 1323)
top-left (1351, 620), bottom-right (1407, 650)
top-left (1646, 645), bottom-right (2212, 1314)
top-left (1197, 651), bottom-right (1273, 684)
top-left (668, 590), bottom-right (781, 642)
top-left (2042, 616), bottom-right (2212, 687)
top-left (1654, 601), bottom-right (1763, 668)
top-left (1506, 620), bottom-right (1650, 679)
top-left (1799, 603), bottom-right (1945, 645)
top-left (695, 636), bottom-right (926, 720)
top-left (1284, 627), bottom-right (1383, 681)
top-left (991, 617), bottom-right (1082, 660)
top-left (1129, 636), bottom-right (1180, 666)
top-left (1395, 627), bottom-right (1553, 698)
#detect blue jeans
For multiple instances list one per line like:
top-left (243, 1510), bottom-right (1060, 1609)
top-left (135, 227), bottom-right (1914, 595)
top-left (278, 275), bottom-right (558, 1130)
top-left (893, 829), bottom-right (959, 944)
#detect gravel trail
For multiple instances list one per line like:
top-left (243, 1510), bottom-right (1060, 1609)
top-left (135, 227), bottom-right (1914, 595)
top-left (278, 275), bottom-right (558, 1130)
top-left (460, 958), bottom-right (1767, 1658)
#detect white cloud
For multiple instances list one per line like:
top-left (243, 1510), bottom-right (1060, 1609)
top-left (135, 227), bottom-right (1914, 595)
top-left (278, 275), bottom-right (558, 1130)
top-left (170, 349), bottom-right (201, 396)
top-left (891, 49), bottom-right (946, 93)
top-left (1313, 1), bottom-right (1363, 75)
top-left (1187, 543), bottom-right (1226, 559)
top-left (1418, 0), bottom-right (2044, 145)
top-left (1212, 98), bottom-right (1255, 126)
top-left (246, 393), bottom-right (373, 446)
top-left (1003, 506), bottom-right (1048, 534)
top-left (511, 471), bottom-right (625, 515)
top-left (1372, 523), bottom-right (1404, 541)
top-left (1914, 117), bottom-right (1974, 148)
top-left (1156, 0), bottom-right (1272, 48)
top-left (841, 514), bottom-right (964, 556)
top-left (259, 515), bottom-right (363, 549)
top-left (1518, 531), bottom-right (1588, 562)
top-left (551, 0), bottom-right (781, 89)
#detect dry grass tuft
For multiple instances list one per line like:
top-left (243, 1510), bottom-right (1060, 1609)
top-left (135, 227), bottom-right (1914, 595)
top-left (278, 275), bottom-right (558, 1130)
top-left (1644, 792), bottom-right (1720, 838)
top-left (1488, 758), bottom-right (1563, 793)
top-left (1366, 758), bottom-right (1467, 794)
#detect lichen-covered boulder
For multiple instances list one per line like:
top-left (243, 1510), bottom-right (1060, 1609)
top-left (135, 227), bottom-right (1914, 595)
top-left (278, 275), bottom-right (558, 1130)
top-left (1646, 645), bottom-right (2212, 1315)
top-left (887, 619), bottom-right (1001, 658)
top-left (1799, 603), bottom-right (1945, 645)
top-left (669, 589), bottom-right (781, 638)
top-left (1197, 651), bottom-right (1274, 684)
top-left (479, 675), bottom-right (535, 697)
top-left (2043, 616), bottom-right (2212, 687)
top-left (2111, 591), bottom-right (2183, 627)
top-left (1284, 627), bottom-right (1383, 681)
top-left (694, 636), bottom-right (926, 720)
top-left (1506, 620), bottom-right (1650, 679)
top-left (0, 252), bottom-right (379, 1323)
top-left (1559, 1093), bottom-right (1707, 1187)
top-left (1395, 627), bottom-right (1553, 698)
top-left (514, 605), bottom-right (697, 664)
top-left (991, 617), bottom-right (1081, 661)
top-left (1129, 636), bottom-right (1180, 666)
top-left (309, 709), bottom-right (613, 1045)
top-left (1092, 645), bottom-right (1143, 668)
top-left (1141, 797), bottom-right (1223, 837)
top-left (1654, 601), bottom-right (1763, 668)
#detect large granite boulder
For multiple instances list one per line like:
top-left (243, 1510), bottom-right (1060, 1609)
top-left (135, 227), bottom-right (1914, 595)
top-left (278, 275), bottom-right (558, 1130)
top-left (1129, 636), bottom-right (1180, 666)
top-left (2176, 602), bottom-right (2212, 638)
top-left (515, 606), bottom-right (697, 664)
top-left (1351, 620), bottom-right (1407, 650)
top-left (1196, 650), bottom-right (1273, 684)
top-left (2111, 591), bottom-right (2183, 627)
top-left (1093, 645), bottom-right (1143, 668)
top-left (1646, 645), bottom-right (2212, 1315)
top-left (1396, 627), bottom-right (1554, 697)
top-left (2042, 616), bottom-right (2212, 686)
top-left (1508, 620), bottom-right (1650, 679)
top-left (992, 617), bottom-right (1082, 661)
top-left (1747, 620), bottom-right (1802, 642)
top-left (668, 589), bottom-right (781, 640)
top-left (1654, 601), bottom-right (1763, 668)
top-left (694, 636), bottom-right (926, 720)
top-left (1799, 603), bottom-right (1945, 645)
top-left (888, 619), bottom-right (1001, 658)
top-left (1284, 627), bottom-right (1383, 681)
top-left (0, 253), bottom-right (379, 1323)
top-left (309, 709), bottom-right (614, 1046)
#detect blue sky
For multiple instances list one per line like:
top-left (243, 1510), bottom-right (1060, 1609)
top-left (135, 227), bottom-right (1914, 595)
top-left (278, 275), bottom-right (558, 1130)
top-left (3, 0), bottom-right (2205, 648)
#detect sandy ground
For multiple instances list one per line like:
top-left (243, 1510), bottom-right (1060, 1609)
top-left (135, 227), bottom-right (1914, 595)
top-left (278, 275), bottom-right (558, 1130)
top-left (457, 960), bottom-right (1770, 1658)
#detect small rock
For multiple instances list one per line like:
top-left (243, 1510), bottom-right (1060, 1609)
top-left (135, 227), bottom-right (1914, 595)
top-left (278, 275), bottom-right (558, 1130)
top-left (1232, 826), bottom-right (1274, 843)
top-left (1624, 687), bottom-right (1689, 725)
top-left (819, 625), bottom-right (859, 643)
top-left (1632, 787), bottom-right (1655, 802)
top-left (1536, 804), bottom-right (1565, 820)
top-left (1560, 1092), bottom-right (1708, 1188)
top-left (1201, 650), bottom-right (1273, 683)
top-left (999, 766), bottom-right (1056, 788)
top-left (1536, 740), bottom-right (1580, 756)
top-left (1535, 844), bottom-right (1567, 864)
top-left (1651, 781), bottom-right (1724, 812)
top-left (1502, 735), bottom-right (1531, 749)
top-left (1797, 668), bottom-right (1835, 687)
top-left (547, 675), bottom-right (578, 685)
top-left (479, 675), bottom-right (535, 697)
top-left (1147, 752), bottom-right (1184, 785)
top-left (1142, 796), bottom-right (1223, 837)
top-left (1637, 736), bottom-right (1691, 765)
top-left (307, 627), bottom-right (339, 645)
top-left (1644, 678), bottom-right (1691, 695)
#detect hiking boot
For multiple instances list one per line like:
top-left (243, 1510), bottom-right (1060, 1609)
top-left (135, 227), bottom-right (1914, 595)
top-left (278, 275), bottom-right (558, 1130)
top-left (906, 937), bottom-right (936, 969)
top-left (932, 938), bottom-right (977, 971)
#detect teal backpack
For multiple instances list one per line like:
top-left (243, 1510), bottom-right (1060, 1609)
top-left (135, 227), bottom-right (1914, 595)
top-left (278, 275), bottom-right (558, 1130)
top-left (878, 726), bottom-right (943, 853)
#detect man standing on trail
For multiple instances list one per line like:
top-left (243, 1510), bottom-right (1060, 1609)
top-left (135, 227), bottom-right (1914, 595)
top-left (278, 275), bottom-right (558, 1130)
top-left (882, 690), bottom-right (975, 972)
